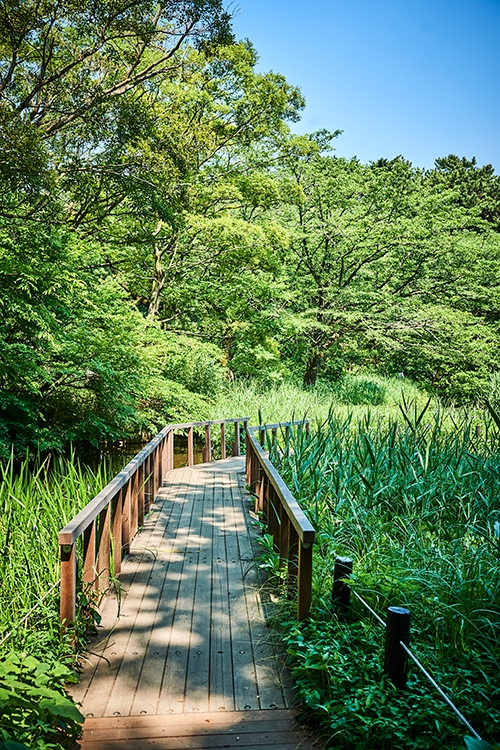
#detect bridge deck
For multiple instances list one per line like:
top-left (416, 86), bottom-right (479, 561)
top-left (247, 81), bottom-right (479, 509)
top-left (71, 457), bottom-right (319, 749)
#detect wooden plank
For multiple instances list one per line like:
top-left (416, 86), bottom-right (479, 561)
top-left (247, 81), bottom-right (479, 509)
top-left (229, 472), bottom-right (287, 711)
top-left (72, 474), bottom-right (185, 716)
top-left (106, 469), bottom-right (195, 717)
top-left (156, 467), bottom-right (205, 715)
top-left (220, 471), bottom-right (260, 712)
top-left (78, 708), bottom-right (320, 750)
top-left (79, 733), bottom-right (317, 749)
top-left (83, 708), bottom-right (302, 729)
top-left (79, 737), bottom-right (318, 750)
top-left (209, 469), bottom-right (235, 713)
top-left (183, 470), bottom-right (214, 712)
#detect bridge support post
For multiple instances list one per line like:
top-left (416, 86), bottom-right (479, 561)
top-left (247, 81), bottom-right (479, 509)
top-left (297, 542), bottom-right (313, 621)
top-left (60, 543), bottom-right (76, 624)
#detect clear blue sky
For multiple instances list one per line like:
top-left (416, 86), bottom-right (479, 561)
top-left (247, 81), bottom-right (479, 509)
top-left (230, 0), bottom-right (500, 172)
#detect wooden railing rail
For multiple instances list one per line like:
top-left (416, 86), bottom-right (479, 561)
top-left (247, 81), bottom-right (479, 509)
top-left (58, 417), bottom-right (249, 624)
top-left (245, 421), bottom-right (315, 620)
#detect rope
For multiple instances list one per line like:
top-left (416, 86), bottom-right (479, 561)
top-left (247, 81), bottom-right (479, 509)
top-left (349, 587), bottom-right (482, 741)
top-left (0, 580), bottom-right (60, 647)
top-left (399, 641), bottom-right (482, 740)
top-left (351, 588), bottom-right (386, 626)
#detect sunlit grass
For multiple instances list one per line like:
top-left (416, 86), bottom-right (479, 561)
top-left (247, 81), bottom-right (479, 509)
top-left (210, 374), bottom-right (427, 426)
top-left (0, 451), bottom-right (109, 650)
top-left (268, 402), bottom-right (500, 745)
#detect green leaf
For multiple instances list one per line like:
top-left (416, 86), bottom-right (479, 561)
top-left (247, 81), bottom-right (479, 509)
top-left (464, 738), bottom-right (494, 750)
top-left (39, 696), bottom-right (85, 722)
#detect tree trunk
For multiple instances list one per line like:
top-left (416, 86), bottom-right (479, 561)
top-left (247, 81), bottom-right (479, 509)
top-left (303, 351), bottom-right (323, 387)
top-left (148, 239), bottom-right (165, 319)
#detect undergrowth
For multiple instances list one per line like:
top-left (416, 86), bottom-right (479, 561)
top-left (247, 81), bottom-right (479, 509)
top-left (262, 402), bottom-right (500, 749)
top-left (0, 452), bottom-right (109, 749)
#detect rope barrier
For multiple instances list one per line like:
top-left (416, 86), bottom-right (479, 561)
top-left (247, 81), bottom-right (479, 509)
top-left (351, 588), bottom-right (386, 627)
top-left (399, 641), bottom-right (481, 740)
top-left (349, 586), bottom-right (482, 741)
top-left (0, 580), bottom-right (60, 648)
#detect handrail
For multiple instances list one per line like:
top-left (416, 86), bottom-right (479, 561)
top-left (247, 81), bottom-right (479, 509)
top-left (245, 420), bottom-right (315, 620)
top-left (58, 417), bottom-right (249, 623)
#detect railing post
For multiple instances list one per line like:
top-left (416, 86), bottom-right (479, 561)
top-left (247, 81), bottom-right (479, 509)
top-left (259, 426), bottom-right (266, 446)
top-left (297, 541), bottom-right (313, 621)
top-left (287, 525), bottom-right (299, 599)
top-left (256, 467), bottom-right (265, 515)
top-left (121, 481), bottom-right (131, 556)
top-left (97, 504), bottom-right (111, 592)
top-left (130, 469), bottom-right (139, 538)
top-left (112, 490), bottom-right (123, 575)
top-left (137, 461), bottom-right (145, 527)
top-left (246, 433), bottom-right (252, 486)
top-left (232, 420), bottom-right (240, 456)
top-left (170, 429), bottom-right (175, 469)
top-left (279, 506), bottom-right (290, 566)
top-left (188, 426), bottom-right (194, 466)
top-left (220, 422), bottom-right (226, 459)
top-left (156, 444), bottom-right (162, 491)
top-left (82, 520), bottom-right (96, 589)
top-left (384, 607), bottom-right (411, 689)
top-left (60, 542), bottom-right (76, 624)
top-left (144, 453), bottom-right (152, 512)
top-left (332, 557), bottom-right (353, 613)
top-left (203, 424), bottom-right (212, 463)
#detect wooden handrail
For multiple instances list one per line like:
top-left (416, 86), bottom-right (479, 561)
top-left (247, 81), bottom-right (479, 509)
top-left (58, 417), bottom-right (249, 623)
top-left (245, 421), bottom-right (315, 620)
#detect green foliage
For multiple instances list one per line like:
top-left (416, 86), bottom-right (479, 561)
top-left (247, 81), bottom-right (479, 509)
top-left (267, 406), bottom-right (500, 748)
top-left (336, 375), bottom-right (387, 406)
top-left (0, 451), bottom-right (109, 635)
top-left (0, 652), bottom-right (83, 749)
top-left (0, 452), bottom-right (108, 748)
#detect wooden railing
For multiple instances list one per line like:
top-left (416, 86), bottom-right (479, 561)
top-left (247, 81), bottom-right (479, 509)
top-left (245, 421), bottom-right (315, 620)
top-left (58, 417), bottom-right (249, 623)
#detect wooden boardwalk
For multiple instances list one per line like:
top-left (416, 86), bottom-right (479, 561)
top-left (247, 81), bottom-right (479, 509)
top-left (71, 457), bottom-right (320, 749)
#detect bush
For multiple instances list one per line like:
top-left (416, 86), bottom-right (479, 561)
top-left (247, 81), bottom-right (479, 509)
top-left (337, 375), bottom-right (386, 405)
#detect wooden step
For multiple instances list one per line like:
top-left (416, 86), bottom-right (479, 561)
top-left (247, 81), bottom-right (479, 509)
top-left (76, 708), bottom-right (322, 749)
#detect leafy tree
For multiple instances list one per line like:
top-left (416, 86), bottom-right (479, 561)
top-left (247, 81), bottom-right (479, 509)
top-left (277, 150), bottom-right (500, 398)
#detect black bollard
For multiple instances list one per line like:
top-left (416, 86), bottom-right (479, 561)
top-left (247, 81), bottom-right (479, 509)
top-left (384, 606), bottom-right (411, 689)
top-left (332, 557), bottom-right (353, 613)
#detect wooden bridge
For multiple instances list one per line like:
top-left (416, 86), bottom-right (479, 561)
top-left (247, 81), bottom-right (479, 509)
top-left (60, 419), bottom-right (320, 750)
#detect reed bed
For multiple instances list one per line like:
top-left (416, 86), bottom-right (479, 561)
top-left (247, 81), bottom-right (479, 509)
top-left (269, 402), bottom-right (500, 748)
top-left (0, 452), bottom-right (109, 652)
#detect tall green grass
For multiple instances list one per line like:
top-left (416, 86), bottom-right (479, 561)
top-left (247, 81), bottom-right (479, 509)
top-left (210, 374), bottom-right (426, 425)
top-left (268, 403), bottom-right (500, 748)
top-left (0, 451), bottom-right (109, 651)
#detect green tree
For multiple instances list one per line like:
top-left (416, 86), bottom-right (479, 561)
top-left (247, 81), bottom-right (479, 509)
top-left (278, 150), bottom-right (500, 397)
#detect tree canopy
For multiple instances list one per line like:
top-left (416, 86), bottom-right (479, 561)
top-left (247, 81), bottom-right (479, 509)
top-left (1, 1), bottom-right (500, 455)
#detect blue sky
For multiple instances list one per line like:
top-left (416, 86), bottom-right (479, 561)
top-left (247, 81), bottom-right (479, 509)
top-left (230, 0), bottom-right (500, 172)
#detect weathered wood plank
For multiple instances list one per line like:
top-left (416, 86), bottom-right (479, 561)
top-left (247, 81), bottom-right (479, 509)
top-left (156, 467), bottom-right (206, 715)
top-left (183, 470), bottom-right (214, 713)
top-left (209, 471), bottom-right (235, 712)
top-left (71, 474), bottom-right (186, 716)
top-left (73, 457), bottom-right (304, 731)
top-left (77, 708), bottom-right (320, 750)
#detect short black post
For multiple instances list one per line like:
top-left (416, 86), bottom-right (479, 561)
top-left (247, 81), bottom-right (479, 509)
top-left (332, 557), bottom-right (353, 613)
top-left (384, 606), bottom-right (410, 689)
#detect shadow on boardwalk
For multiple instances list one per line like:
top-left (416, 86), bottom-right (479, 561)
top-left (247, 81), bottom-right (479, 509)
top-left (70, 457), bottom-right (322, 749)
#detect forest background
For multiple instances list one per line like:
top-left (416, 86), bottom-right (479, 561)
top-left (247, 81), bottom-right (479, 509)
top-left (1, 0), bottom-right (500, 458)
